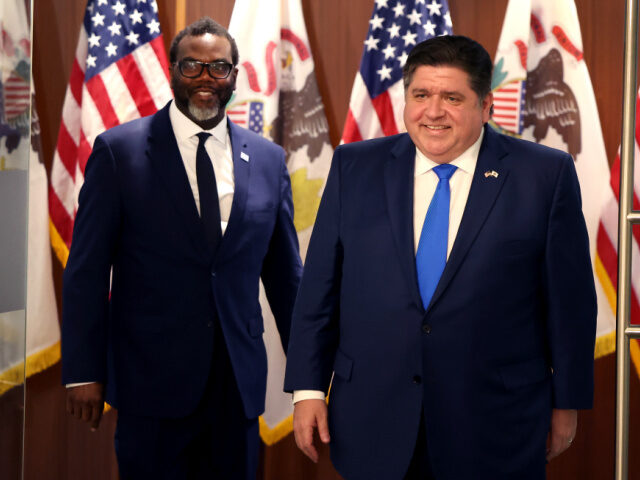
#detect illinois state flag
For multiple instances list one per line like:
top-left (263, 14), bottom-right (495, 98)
top-left (491, 0), bottom-right (614, 356)
top-left (0, 0), bottom-right (60, 394)
top-left (228, 0), bottom-right (333, 444)
top-left (49, 0), bottom-right (172, 268)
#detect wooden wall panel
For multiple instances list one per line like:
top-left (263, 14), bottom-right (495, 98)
top-left (25, 0), bottom-right (638, 478)
top-left (0, 386), bottom-right (24, 480)
top-left (575, 0), bottom-right (625, 166)
top-left (157, 0), bottom-right (176, 60)
top-left (301, 0), bottom-right (371, 146)
top-left (32, 0), bottom-right (84, 187)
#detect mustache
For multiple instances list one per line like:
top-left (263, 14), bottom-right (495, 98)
top-left (189, 85), bottom-right (218, 93)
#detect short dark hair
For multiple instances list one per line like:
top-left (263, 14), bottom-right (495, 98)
top-left (169, 17), bottom-right (239, 66)
top-left (402, 35), bottom-right (493, 100)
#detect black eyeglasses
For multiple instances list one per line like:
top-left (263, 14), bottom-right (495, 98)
top-left (176, 60), bottom-right (234, 79)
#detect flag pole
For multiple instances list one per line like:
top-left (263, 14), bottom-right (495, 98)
top-left (615, 0), bottom-right (639, 478)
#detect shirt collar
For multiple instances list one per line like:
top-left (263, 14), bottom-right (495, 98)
top-left (414, 128), bottom-right (485, 177)
top-left (169, 99), bottom-right (229, 146)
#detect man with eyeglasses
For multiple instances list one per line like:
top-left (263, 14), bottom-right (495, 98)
top-left (62, 17), bottom-right (302, 479)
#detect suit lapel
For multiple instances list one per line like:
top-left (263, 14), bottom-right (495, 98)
top-left (385, 134), bottom-right (425, 310)
top-left (215, 120), bottom-right (250, 262)
top-left (147, 103), bottom-right (208, 257)
top-left (427, 126), bottom-right (509, 310)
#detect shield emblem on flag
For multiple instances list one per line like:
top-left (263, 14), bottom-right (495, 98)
top-left (227, 99), bottom-right (265, 135)
top-left (491, 79), bottom-right (526, 136)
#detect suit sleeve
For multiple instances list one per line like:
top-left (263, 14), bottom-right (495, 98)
top-left (284, 147), bottom-right (343, 393)
top-left (544, 153), bottom-right (597, 409)
top-left (261, 151), bottom-right (303, 354)
top-left (61, 135), bottom-right (121, 385)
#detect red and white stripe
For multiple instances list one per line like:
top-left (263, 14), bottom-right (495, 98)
top-left (49, 27), bottom-right (172, 261)
top-left (227, 101), bottom-right (251, 127)
top-left (341, 74), bottom-right (406, 144)
top-left (492, 79), bottom-right (524, 134)
top-left (3, 72), bottom-right (30, 120)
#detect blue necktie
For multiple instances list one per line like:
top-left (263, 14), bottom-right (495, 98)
top-left (195, 132), bottom-right (222, 254)
top-left (416, 163), bottom-right (458, 309)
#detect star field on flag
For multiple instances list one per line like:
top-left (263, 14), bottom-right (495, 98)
top-left (360, 0), bottom-right (452, 99)
top-left (341, 0), bottom-right (452, 143)
top-left (84, 0), bottom-right (160, 80)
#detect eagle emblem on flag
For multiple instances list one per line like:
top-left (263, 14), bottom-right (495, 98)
top-left (0, 26), bottom-right (30, 153)
top-left (270, 71), bottom-right (329, 163)
top-left (492, 47), bottom-right (581, 161)
top-left (523, 48), bottom-right (581, 158)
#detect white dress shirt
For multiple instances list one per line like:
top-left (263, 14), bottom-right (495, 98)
top-left (169, 100), bottom-right (235, 234)
top-left (413, 130), bottom-right (482, 256)
top-left (67, 102), bottom-right (236, 388)
top-left (292, 130), bottom-right (484, 404)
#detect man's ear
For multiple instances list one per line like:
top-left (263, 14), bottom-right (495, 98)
top-left (482, 92), bottom-right (494, 123)
top-left (232, 67), bottom-right (239, 90)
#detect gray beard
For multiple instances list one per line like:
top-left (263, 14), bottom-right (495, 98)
top-left (188, 102), bottom-right (218, 121)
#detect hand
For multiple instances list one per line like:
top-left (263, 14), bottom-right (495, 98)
top-left (66, 383), bottom-right (105, 431)
top-left (293, 399), bottom-right (330, 463)
top-left (546, 408), bottom-right (577, 462)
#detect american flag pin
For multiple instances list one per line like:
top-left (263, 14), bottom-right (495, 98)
top-left (240, 152), bottom-right (250, 162)
top-left (484, 170), bottom-right (499, 178)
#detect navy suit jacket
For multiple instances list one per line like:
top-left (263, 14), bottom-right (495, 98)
top-left (62, 102), bottom-right (302, 420)
top-left (284, 126), bottom-right (596, 480)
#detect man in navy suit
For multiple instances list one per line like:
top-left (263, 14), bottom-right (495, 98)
top-left (62, 17), bottom-right (302, 479)
top-left (284, 35), bottom-right (596, 479)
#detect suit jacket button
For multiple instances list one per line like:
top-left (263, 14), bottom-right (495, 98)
top-left (207, 321), bottom-right (213, 328)
top-left (422, 324), bottom-right (431, 334)
top-left (412, 375), bottom-right (422, 385)
top-left (211, 271), bottom-right (216, 277)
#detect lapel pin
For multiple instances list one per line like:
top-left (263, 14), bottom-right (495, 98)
top-left (484, 170), bottom-right (499, 178)
top-left (240, 152), bottom-right (250, 162)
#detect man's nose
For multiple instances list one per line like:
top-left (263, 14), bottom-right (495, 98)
top-left (424, 97), bottom-right (445, 118)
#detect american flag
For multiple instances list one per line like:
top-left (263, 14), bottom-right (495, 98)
top-left (49, 0), bottom-right (172, 266)
top-left (596, 90), bottom-right (640, 336)
top-left (227, 100), bottom-right (264, 135)
top-left (341, 0), bottom-right (452, 143)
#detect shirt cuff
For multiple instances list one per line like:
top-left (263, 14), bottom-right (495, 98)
top-left (292, 390), bottom-right (325, 404)
top-left (65, 382), bottom-right (96, 388)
